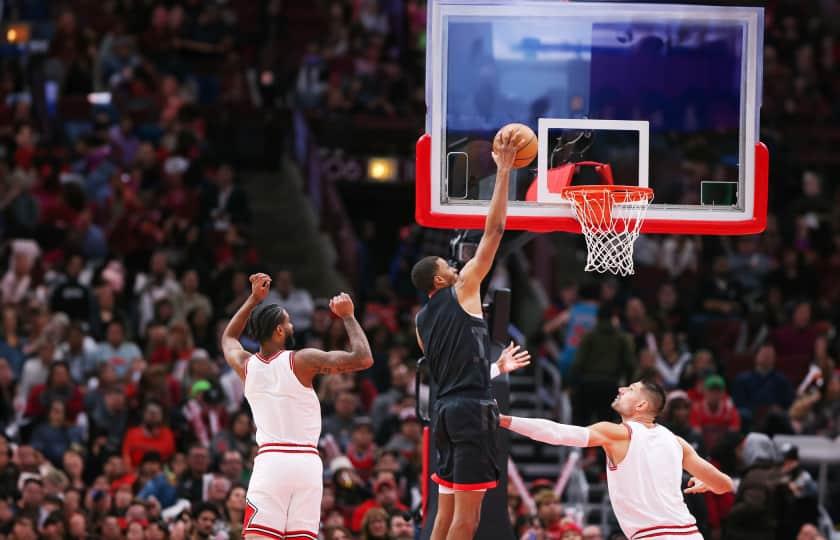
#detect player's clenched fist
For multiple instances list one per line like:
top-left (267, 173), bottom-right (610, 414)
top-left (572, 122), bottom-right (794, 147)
top-left (329, 293), bottom-right (355, 319)
top-left (249, 273), bottom-right (271, 302)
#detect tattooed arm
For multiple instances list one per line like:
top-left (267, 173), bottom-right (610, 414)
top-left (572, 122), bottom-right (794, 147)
top-left (293, 293), bottom-right (373, 386)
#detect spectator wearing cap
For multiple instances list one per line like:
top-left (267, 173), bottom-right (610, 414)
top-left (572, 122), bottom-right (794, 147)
top-left (136, 452), bottom-right (177, 508)
top-left (385, 409), bottom-right (422, 461)
top-left (350, 475), bottom-right (408, 533)
top-left (330, 456), bottom-right (367, 510)
top-left (346, 417), bottom-right (377, 481)
top-left (122, 402), bottom-right (176, 469)
top-left (182, 379), bottom-right (227, 448)
top-left (778, 444), bottom-right (819, 539)
top-left (731, 344), bottom-right (794, 430)
top-left (94, 321), bottom-right (142, 382)
top-left (690, 375), bottom-right (741, 452)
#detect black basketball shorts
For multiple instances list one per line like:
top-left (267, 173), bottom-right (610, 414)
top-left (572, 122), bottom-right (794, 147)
top-left (431, 396), bottom-right (500, 491)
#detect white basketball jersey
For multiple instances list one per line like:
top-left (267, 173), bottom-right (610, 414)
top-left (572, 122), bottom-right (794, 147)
top-left (243, 351), bottom-right (321, 448)
top-left (606, 421), bottom-right (701, 539)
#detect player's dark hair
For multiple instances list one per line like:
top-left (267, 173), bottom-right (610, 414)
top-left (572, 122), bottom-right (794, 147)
top-left (641, 379), bottom-right (667, 416)
top-left (411, 256), bottom-right (441, 293)
top-left (247, 304), bottom-right (287, 344)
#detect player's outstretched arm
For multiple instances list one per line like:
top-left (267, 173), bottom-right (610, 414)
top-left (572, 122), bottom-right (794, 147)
top-left (499, 416), bottom-right (628, 448)
top-left (457, 133), bottom-right (522, 296)
top-left (295, 293), bottom-right (373, 383)
top-left (221, 273), bottom-right (271, 381)
top-left (679, 437), bottom-right (734, 495)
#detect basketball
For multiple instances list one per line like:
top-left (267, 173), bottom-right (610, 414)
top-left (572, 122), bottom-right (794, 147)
top-left (493, 123), bottom-right (538, 168)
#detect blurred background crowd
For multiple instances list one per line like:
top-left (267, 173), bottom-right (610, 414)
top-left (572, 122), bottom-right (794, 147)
top-left (1, 0), bottom-right (840, 539)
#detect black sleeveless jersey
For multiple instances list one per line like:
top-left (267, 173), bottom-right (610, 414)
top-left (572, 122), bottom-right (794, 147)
top-left (416, 287), bottom-right (492, 399)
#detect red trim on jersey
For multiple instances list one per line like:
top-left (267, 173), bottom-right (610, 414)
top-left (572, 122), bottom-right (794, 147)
top-left (243, 356), bottom-right (250, 379)
top-left (624, 423), bottom-right (633, 439)
top-left (284, 531), bottom-right (318, 540)
top-left (259, 442), bottom-right (317, 448)
top-left (632, 523), bottom-right (699, 539)
top-left (431, 473), bottom-right (498, 491)
top-left (244, 525), bottom-right (285, 540)
top-left (289, 350), bottom-right (295, 373)
top-left (634, 528), bottom-right (699, 539)
top-left (255, 350), bottom-right (283, 363)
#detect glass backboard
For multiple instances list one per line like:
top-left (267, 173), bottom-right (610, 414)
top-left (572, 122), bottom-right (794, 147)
top-left (416, 1), bottom-right (768, 235)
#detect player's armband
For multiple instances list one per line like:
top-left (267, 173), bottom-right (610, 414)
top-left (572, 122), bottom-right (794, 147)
top-left (507, 417), bottom-right (590, 447)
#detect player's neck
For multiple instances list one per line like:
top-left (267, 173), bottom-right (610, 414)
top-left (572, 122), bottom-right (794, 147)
top-left (623, 415), bottom-right (656, 427)
top-left (259, 343), bottom-right (285, 358)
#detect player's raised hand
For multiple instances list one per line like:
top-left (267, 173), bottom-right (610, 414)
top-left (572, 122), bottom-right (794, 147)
top-left (330, 292), bottom-right (356, 319)
top-left (497, 341), bottom-right (531, 374)
top-left (684, 477), bottom-right (710, 494)
top-left (249, 273), bottom-right (271, 302)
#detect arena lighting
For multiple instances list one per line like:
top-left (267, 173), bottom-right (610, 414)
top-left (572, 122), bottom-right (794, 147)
top-left (5, 23), bottom-right (30, 44)
top-left (367, 157), bottom-right (398, 182)
top-left (87, 92), bottom-right (112, 105)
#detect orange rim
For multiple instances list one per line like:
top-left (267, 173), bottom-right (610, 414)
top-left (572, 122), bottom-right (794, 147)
top-left (559, 185), bottom-right (654, 205)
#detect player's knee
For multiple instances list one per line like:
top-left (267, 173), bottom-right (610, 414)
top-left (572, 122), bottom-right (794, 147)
top-left (449, 517), bottom-right (479, 537)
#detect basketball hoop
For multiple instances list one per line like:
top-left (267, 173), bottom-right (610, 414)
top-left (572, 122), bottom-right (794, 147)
top-left (560, 185), bottom-right (654, 276)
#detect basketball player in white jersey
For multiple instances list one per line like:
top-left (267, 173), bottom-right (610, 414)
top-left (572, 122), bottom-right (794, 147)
top-left (221, 273), bottom-right (373, 540)
top-left (500, 380), bottom-right (734, 540)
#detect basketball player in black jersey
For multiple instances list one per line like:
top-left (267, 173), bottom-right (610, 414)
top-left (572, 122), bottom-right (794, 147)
top-left (412, 131), bottom-right (526, 540)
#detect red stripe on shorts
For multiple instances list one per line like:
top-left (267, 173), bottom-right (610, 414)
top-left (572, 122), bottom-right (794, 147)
top-left (431, 473), bottom-right (498, 491)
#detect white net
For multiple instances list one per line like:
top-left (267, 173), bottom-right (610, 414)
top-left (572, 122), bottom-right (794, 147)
top-left (561, 187), bottom-right (653, 276)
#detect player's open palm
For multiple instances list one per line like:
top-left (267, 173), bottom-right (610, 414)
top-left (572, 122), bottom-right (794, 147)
top-left (330, 292), bottom-right (355, 319)
top-left (498, 341), bottom-right (531, 374)
top-left (249, 273), bottom-right (271, 302)
top-left (684, 477), bottom-right (710, 494)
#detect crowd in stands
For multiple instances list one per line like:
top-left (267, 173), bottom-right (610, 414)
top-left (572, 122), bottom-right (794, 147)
top-left (1, 1), bottom-right (839, 540)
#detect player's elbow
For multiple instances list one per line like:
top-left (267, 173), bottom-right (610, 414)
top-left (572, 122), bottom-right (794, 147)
top-left (357, 354), bottom-right (374, 370)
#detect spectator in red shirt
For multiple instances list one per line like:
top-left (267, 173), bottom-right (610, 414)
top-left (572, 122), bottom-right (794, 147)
top-left (122, 401), bottom-right (176, 468)
top-left (350, 474), bottom-right (407, 533)
top-left (691, 375), bottom-right (741, 452)
top-left (346, 417), bottom-right (377, 481)
top-left (24, 361), bottom-right (84, 422)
